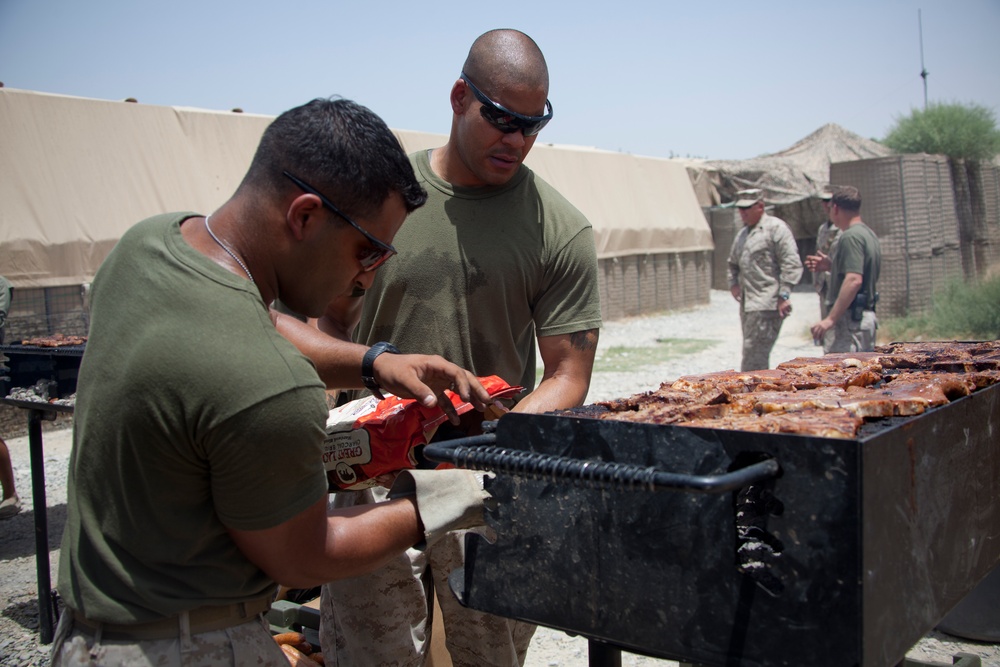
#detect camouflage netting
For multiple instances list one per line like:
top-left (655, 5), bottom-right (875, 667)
top-left (707, 123), bottom-right (895, 206)
top-left (688, 124), bottom-right (895, 241)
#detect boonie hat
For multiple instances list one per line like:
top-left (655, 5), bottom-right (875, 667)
top-left (734, 189), bottom-right (764, 208)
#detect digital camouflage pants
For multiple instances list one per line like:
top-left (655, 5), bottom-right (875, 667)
top-left (740, 309), bottom-right (783, 371)
top-left (320, 488), bottom-right (536, 667)
top-left (50, 611), bottom-right (284, 666)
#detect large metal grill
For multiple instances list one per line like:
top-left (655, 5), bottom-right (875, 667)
top-left (425, 382), bottom-right (1000, 667)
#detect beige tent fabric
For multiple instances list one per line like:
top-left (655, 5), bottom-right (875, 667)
top-left (1, 88), bottom-right (711, 286)
top-left (395, 133), bottom-right (713, 258)
top-left (1, 89), bottom-right (273, 287)
top-left (521, 144), bottom-right (713, 259)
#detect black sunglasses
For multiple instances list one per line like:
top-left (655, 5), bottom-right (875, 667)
top-left (283, 171), bottom-right (397, 272)
top-left (460, 72), bottom-right (553, 136)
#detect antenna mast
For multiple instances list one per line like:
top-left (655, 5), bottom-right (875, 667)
top-left (919, 9), bottom-right (929, 109)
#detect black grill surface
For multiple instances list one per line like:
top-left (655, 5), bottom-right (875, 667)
top-left (447, 383), bottom-right (1000, 667)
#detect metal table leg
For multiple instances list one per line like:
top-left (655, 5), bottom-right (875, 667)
top-left (27, 408), bottom-right (56, 644)
top-left (588, 639), bottom-right (622, 667)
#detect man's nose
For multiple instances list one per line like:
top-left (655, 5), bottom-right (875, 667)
top-left (501, 129), bottom-right (528, 147)
top-left (354, 269), bottom-right (377, 291)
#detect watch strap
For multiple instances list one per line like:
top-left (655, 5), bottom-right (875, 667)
top-left (361, 342), bottom-right (400, 399)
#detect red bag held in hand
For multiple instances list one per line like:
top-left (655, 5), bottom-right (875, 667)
top-left (322, 375), bottom-right (521, 491)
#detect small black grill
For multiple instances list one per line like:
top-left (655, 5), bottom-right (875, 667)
top-left (0, 343), bottom-right (85, 399)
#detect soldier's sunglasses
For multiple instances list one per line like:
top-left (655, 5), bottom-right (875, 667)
top-left (283, 171), bottom-right (397, 271)
top-left (460, 72), bottom-right (553, 136)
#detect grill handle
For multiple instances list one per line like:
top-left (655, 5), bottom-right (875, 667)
top-left (423, 434), bottom-right (779, 494)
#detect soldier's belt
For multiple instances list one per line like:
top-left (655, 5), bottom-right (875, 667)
top-left (70, 596), bottom-right (271, 640)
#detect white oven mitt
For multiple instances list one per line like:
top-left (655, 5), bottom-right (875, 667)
top-left (388, 469), bottom-right (495, 548)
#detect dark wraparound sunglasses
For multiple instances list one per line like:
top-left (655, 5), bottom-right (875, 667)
top-left (460, 72), bottom-right (553, 136)
top-left (283, 171), bottom-right (397, 272)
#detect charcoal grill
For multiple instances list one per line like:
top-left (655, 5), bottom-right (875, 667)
top-left (1, 343), bottom-right (84, 644)
top-left (0, 342), bottom-right (86, 398)
top-left (424, 382), bottom-right (1000, 667)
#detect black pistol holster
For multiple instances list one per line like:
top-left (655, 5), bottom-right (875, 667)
top-left (851, 291), bottom-right (879, 321)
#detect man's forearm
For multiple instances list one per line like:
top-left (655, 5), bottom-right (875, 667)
top-left (516, 329), bottom-right (598, 413)
top-left (513, 374), bottom-right (590, 414)
top-left (273, 310), bottom-right (368, 389)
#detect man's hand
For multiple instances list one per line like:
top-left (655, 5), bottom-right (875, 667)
top-left (810, 317), bottom-right (834, 343)
top-left (777, 296), bottom-right (793, 319)
top-left (730, 284), bottom-right (742, 302)
top-left (374, 353), bottom-right (491, 424)
top-left (804, 251), bottom-right (830, 273)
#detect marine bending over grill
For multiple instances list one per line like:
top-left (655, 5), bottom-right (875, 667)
top-left (52, 98), bottom-right (497, 667)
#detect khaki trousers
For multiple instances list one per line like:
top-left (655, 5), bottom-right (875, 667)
top-left (320, 488), bottom-right (535, 667)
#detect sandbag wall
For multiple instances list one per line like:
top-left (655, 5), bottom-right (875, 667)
top-left (983, 162), bottom-right (1000, 269)
top-left (598, 251), bottom-right (712, 321)
top-left (831, 154), bottom-right (964, 317)
top-left (708, 208), bottom-right (739, 291)
top-left (4, 285), bottom-right (90, 340)
top-left (963, 160), bottom-right (1000, 277)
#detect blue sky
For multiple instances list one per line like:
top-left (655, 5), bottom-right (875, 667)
top-left (1, 0), bottom-right (998, 160)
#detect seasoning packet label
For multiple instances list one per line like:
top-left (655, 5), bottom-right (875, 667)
top-left (323, 375), bottom-right (522, 491)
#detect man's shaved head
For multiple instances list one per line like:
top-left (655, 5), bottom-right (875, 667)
top-left (462, 29), bottom-right (548, 94)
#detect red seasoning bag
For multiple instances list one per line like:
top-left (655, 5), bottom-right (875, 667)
top-left (323, 375), bottom-right (522, 491)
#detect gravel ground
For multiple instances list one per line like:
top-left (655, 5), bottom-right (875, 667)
top-left (1, 289), bottom-right (997, 666)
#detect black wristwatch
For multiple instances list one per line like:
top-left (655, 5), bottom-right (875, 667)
top-left (361, 342), bottom-right (400, 399)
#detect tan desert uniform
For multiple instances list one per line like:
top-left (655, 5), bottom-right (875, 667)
top-left (727, 214), bottom-right (803, 371)
top-left (52, 616), bottom-right (279, 667)
top-left (814, 220), bottom-right (840, 319)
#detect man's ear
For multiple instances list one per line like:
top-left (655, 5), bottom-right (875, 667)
top-left (450, 79), bottom-right (470, 116)
top-left (285, 194), bottom-right (324, 241)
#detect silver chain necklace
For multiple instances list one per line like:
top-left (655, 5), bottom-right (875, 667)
top-left (204, 215), bottom-right (254, 284)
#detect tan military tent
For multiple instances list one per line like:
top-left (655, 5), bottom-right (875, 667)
top-left (1, 87), bottom-right (711, 291)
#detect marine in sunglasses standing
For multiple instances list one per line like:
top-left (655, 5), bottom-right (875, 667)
top-left (312, 28), bottom-right (602, 667)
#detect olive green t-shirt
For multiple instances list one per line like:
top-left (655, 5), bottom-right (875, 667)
top-left (354, 150), bottom-right (602, 392)
top-left (826, 222), bottom-right (881, 310)
top-left (58, 213), bottom-right (329, 623)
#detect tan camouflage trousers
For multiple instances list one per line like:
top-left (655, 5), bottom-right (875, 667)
top-left (49, 611), bottom-right (285, 666)
top-left (740, 308), bottom-right (783, 371)
top-left (822, 311), bottom-right (877, 354)
top-left (320, 488), bottom-right (536, 667)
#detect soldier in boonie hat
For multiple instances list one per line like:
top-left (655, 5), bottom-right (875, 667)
top-left (734, 188), bottom-right (764, 208)
top-left (727, 185), bottom-right (803, 371)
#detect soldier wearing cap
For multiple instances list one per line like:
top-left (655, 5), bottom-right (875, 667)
top-left (727, 188), bottom-right (803, 370)
top-left (813, 188), bottom-right (840, 320)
